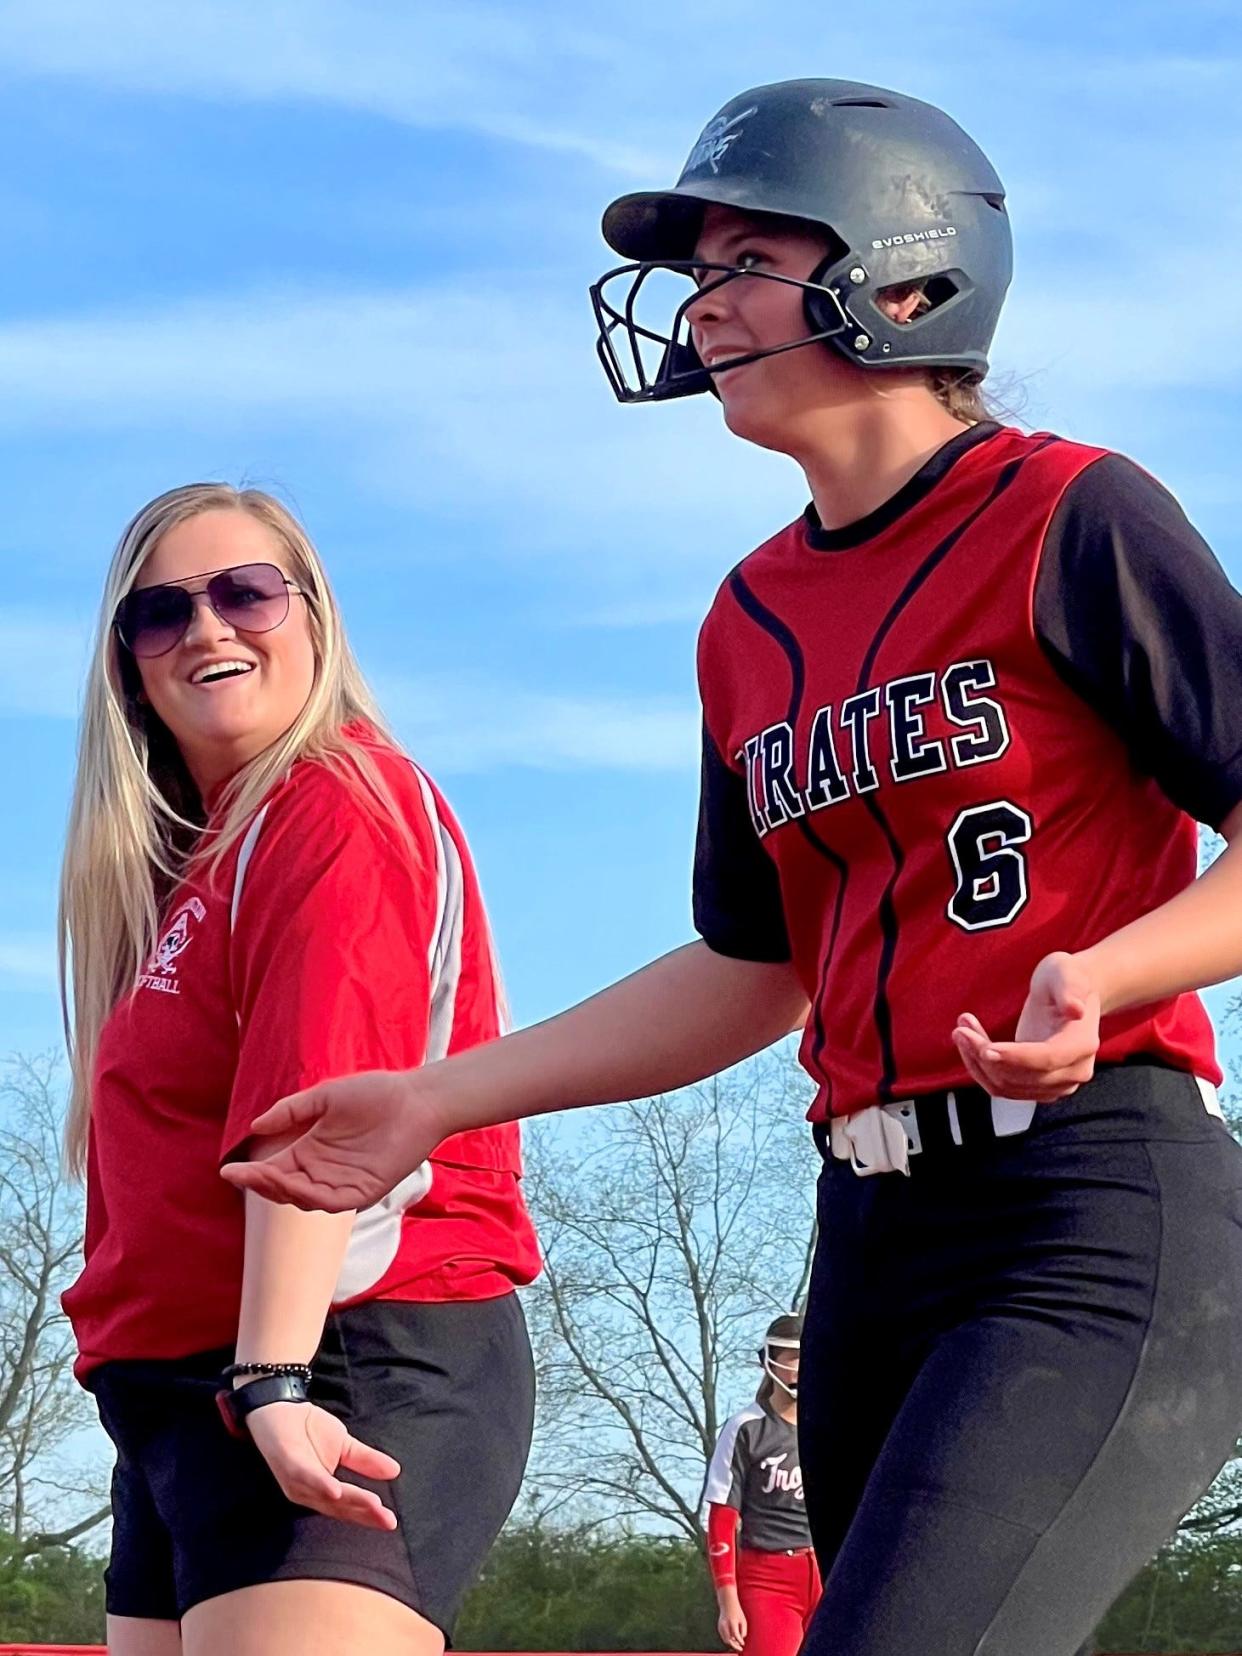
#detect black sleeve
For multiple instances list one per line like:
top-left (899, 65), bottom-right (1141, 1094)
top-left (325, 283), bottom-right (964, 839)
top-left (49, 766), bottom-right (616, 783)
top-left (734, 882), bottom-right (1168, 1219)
top-left (693, 725), bottom-right (792, 962)
top-left (1034, 453), bottom-right (1242, 829)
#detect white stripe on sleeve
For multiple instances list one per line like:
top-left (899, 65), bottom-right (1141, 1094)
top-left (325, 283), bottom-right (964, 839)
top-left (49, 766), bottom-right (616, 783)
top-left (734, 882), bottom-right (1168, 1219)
top-left (702, 1404), bottom-right (765, 1514)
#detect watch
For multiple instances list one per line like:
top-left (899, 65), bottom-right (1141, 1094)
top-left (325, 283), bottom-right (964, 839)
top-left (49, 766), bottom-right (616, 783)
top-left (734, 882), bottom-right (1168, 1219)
top-left (215, 1372), bottom-right (311, 1440)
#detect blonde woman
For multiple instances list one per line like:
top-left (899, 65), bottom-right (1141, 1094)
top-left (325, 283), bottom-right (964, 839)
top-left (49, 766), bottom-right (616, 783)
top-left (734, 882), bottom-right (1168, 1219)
top-left (59, 485), bottom-right (539, 1656)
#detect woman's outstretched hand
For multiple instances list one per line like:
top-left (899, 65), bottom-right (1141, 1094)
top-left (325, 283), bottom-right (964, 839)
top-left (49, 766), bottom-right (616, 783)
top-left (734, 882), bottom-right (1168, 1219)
top-left (953, 951), bottom-right (1101, 1102)
top-left (246, 1398), bottom-right (400, 1529)
top-left (221, 1069), bottom-right (438, 1212)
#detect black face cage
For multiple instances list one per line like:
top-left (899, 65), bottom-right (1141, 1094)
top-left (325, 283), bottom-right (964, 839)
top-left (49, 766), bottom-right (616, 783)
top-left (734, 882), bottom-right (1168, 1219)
top-left (589, 260), bottom-right (861, 404)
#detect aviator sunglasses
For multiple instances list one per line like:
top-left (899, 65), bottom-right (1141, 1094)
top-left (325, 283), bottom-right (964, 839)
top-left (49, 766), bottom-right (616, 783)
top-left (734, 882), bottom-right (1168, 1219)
top-left (113, 562), bottom-right (306, 659)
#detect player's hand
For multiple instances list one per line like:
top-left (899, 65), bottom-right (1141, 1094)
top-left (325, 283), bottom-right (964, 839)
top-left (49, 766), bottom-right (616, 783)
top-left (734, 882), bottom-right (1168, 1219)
top-left (220, 1068), bottom-right (444, 1212)
top-left (716, 1592), bottom-right (747, 1652)
top-left (245, 1399), bottom-right (400, 1529)
top-left (953, 951), bottom-right (1101, 1102)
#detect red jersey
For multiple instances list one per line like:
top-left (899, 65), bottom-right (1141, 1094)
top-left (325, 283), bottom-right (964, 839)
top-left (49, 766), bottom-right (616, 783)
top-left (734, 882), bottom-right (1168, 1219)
top-left (65, 735), bottom-right (540, 1378)
top-left (694, 424), bottom-right (1242, 1120)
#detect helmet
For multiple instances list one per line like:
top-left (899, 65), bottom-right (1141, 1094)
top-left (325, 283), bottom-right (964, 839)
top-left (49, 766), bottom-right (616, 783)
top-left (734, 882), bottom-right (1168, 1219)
top-left (591, 78), bottom-right (1011, 402)
top-left (758, 1312), bottom-right (802, 1400)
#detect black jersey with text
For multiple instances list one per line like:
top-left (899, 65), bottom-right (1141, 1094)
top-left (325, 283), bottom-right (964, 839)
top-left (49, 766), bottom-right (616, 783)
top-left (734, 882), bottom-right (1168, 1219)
top-left (703, 1403), bottom-right (811, 1552)
top-left (694, 424), bottom-right (1242, 1120)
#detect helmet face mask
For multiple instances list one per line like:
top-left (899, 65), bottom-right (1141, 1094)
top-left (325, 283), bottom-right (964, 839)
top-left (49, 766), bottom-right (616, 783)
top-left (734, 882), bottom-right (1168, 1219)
top-left (760, 1333), bottom-right (801, 1400)
top-left (590, 257), bottom-right (857, 403)
top-left (594, 78), bottom-right (1011, 405)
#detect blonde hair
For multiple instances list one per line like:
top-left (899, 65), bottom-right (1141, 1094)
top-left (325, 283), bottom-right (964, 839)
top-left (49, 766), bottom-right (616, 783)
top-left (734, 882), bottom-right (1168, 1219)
top-left (59, 484), bottom-right (403, 1177)
top-left (928, 367), bottom-right (994, 424)
top-left (877, 281), bottom-right (997, 424)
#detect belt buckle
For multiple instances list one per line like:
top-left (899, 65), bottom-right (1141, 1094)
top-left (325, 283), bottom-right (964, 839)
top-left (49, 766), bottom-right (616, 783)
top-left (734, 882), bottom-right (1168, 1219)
top-left (830, 1105), bottom-right (912, 1178)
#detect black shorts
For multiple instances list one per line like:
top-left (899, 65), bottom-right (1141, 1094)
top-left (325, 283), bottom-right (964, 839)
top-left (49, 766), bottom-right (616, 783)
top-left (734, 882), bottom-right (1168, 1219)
top-left (89, 1293), bottom-right (534, 1637)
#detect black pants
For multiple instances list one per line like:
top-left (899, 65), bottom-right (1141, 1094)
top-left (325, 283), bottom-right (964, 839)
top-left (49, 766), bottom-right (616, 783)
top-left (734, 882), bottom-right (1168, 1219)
top-left (799, 1063), bottom-right (1242, 1656)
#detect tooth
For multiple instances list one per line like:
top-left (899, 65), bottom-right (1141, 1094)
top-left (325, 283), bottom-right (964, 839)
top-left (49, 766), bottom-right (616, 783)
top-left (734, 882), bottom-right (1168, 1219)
top-left (196, 662), bottom-right (251, 683)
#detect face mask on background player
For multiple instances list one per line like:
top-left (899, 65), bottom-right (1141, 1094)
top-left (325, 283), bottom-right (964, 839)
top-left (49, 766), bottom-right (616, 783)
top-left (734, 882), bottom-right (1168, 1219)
top-left (760, 1334), bottom-right (801, 1400)
top-left (591, 77), bottom-right (1012, 404)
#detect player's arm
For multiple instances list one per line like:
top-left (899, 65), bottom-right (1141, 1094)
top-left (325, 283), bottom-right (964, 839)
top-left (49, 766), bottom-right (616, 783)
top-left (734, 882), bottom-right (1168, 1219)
top-left (1076, 796), bottom-right (1242, 1013)
top-left (224, 941), bottom-right (806, 1209)
top-left (708, 1501), bottom-right (746, 1652)
top-left (956, 456), bottom-right (1242, 1096)
top-left (707, 1499), bottom-right (742, 1591)
top-left (223, 723), bottom-right (808, 1212)
top-left (703, 1407), bottom-right (753, 1653)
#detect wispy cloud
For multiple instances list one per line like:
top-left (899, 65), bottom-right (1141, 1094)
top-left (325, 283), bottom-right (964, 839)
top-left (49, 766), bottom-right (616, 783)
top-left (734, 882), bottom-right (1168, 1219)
top-left (4, 3), bottom-right (1238, 216)
top-left (376, 672), bottom-right (698, 774)
top-left (0, 602), bottom-right (698, 773)
top-left (6, 254), bottom-right (1242, 551)
top-left (0, 281), bottom-right (799, 571)
top-left (0, 0), bottom-right (668, 175)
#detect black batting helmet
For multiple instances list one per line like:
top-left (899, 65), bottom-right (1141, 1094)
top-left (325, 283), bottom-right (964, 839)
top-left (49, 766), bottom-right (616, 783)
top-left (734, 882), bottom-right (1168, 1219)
top-left (591, 78), bottom-right (1012, 402)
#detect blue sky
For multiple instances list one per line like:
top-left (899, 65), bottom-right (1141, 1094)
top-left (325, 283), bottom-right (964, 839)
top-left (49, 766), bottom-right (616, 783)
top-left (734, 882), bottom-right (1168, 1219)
top-left (2, 0), bottom-right (1241, 1060)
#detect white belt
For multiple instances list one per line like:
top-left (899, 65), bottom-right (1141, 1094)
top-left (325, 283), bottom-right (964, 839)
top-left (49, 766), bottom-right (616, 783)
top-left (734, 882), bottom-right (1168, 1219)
top-left (829, 1094), bottom-right (1036, 1178)
top-left (830, 1076), bottom-right (1223, 1179)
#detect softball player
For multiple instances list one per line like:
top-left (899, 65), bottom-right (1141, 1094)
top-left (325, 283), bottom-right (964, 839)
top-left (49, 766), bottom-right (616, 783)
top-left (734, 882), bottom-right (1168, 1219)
top-left (228, 81), bottom-right (1242, 1656)
top-left (60, 486), bottom-right (539, 1656)
top-left (704, 1315), bottom-right (821, 1656)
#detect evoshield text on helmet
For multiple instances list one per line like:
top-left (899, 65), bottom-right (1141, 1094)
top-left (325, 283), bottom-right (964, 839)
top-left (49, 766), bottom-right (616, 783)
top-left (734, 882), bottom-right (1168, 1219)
top-left (591, 78), bottom-right (1012, 403)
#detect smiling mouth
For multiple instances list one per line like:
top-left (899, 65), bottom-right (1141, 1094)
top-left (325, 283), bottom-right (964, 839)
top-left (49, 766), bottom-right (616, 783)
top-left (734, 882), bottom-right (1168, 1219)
top-left (190, 662), bottom-right (256, 686)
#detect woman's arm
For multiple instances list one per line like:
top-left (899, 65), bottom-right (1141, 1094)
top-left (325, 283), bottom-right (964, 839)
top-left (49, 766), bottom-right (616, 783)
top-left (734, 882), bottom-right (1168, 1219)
top-left (231, 1187), bottom-right (401, 1530)
top-left (955, 801), bottom-right (1242, 1100)
top-left (218, 776), bottom-right (447, 1513)
top-left (223, 941), bottom-right (809, 1211)
top-left (235, 1192), bottom-right (353, 1368)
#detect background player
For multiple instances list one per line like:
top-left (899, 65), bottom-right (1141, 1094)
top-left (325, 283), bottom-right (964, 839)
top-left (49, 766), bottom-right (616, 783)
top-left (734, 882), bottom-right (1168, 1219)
top-left (59, 485), bottom-right (539, 1656)
top-left (704, 1314), bottom-right (819, 1656)
top-left (226, 80), bottom-right (1242, 1655)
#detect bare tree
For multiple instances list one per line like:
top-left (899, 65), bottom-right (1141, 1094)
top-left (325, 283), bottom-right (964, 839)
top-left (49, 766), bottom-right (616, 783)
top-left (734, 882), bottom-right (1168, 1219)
top-left (521, 1041), bottom-right (819, 1542)
top-left (0, 1053), bottom-right (108, 1554)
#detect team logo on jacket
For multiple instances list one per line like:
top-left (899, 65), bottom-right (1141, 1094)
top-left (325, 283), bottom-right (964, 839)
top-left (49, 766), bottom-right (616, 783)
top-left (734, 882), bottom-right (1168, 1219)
top-left (139, 897), bottom-right (206, 996)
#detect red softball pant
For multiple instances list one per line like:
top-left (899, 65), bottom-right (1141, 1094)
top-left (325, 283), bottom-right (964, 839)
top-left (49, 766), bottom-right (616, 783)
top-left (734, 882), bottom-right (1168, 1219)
top-left (737, 1545), bottom-right (823, 1656)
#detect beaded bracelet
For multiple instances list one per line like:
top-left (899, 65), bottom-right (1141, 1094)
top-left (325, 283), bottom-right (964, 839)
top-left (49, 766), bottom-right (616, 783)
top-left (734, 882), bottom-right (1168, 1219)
top-left (221, 1361), bottom-right (314, 1384)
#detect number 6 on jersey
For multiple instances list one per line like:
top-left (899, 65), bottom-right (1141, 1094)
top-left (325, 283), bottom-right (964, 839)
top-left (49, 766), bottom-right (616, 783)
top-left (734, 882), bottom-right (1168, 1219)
top-left (946, 800), bottom-right (1033, 931)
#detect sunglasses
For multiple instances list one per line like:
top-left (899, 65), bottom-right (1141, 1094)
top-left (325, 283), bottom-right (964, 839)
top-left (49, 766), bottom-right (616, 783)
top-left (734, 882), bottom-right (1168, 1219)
top-left (114, 562), bottom-right (305, 659)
